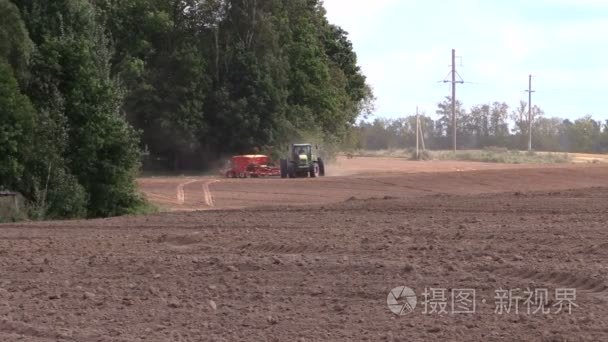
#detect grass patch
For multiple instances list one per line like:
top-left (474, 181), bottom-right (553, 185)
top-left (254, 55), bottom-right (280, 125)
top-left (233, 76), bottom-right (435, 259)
top-left (1, 193), bottom-right (160, 223)
top-left (345, 149), bottom-right (572, 164)
top-left (125, 198), bottom-right (160, 216)
top-left (430, 150), bottom-right (571, 164)
top-left (0, 212), bottom-right (27, 223)
top-left (346, 148), bottom-right (415, 159)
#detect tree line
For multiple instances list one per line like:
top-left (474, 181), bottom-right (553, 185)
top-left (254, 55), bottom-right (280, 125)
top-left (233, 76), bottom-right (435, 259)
top-left (0, 0), bottom-right (371, 219)
top-left (353, 97), bottom-right (608, 153)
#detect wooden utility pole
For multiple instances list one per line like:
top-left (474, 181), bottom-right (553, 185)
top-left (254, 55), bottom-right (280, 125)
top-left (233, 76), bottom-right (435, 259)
top-left (526, 74), bottom-right (535, 151)
top-left (451, 49), bottom-right (457, 153)
top-left (416, 106), bottom-right (420, 160)
top-left (420, 122), bottom-right (426, 151)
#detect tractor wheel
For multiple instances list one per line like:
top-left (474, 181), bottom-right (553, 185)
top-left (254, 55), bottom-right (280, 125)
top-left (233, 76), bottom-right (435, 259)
top-left (309, 163), bottom-right (320, 178)
top-left (280, 159), bottom-right (288, 179)
top-left (288, 163), bottom-right (296, 178)
top-left (318, 158), bottom-right (325, 176)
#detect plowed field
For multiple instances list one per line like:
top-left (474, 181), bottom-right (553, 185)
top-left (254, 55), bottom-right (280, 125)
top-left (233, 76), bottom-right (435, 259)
top-left (1, 157), bottom-right (607, 341)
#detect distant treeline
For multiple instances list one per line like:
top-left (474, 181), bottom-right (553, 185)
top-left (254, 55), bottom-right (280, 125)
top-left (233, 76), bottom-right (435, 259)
top-left (350, 97), bottom-right (608, 153)
top-left (0, 0), bottom-right (370, 219)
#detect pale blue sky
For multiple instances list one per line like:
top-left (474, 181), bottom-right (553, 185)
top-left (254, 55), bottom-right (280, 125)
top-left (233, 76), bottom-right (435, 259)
top-left (323, 0), bottom-right (608, 122)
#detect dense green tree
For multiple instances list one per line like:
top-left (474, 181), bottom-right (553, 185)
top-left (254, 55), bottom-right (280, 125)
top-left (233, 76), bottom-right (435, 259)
top-left (13, 0), bottom-right (144, 217)
top-left (0, 0), bottom-right (33, 192)
top-left (468, 104), bottom-right (490, 146)
top-left (601, 121), bottom-right (608, 152)
top-left (0, 0), bottom-right (32, 80)
top-left (0, 62), bottom-right (35, 191)
top-left (565, 116), bottom-right (602, 152)
top-left (204, 0), bottom-right (287, 154)
top-left (511, 101), bottom-right (544, 150)
top-left (96, 0), bottom-right (213, 169)
top-left (0, 0), bottom-right (86, 218)
top-left (533, 117), bottom-right (563, 152)
top-left (435, 96), bottom-right (466, 148)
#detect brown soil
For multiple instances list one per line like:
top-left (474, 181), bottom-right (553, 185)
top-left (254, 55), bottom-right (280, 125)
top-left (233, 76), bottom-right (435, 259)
top-left (139, 157), bottom-right (608, 211)
top-left (1, 158), bottom-right (608, 341)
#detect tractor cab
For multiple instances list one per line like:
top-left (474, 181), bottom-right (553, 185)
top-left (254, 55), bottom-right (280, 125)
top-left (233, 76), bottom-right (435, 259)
top-left (292, 144), bottom-right (312, 165)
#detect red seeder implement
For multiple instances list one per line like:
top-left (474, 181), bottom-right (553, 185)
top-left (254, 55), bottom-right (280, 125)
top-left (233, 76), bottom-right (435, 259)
top-left (220, 155), bottom-right (281, 178)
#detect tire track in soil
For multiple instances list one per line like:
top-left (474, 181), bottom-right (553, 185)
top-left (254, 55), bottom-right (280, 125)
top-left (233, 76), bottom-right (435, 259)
top-left (145, 192), bottom-right (178, 203)
top-left (202, 180), bottom-right (219, 207)
top-left (0, 319), bottom-right (77, 341)
top-left (366, 178), bottom-right (436, 193)
top-left (580, 242), bottom-right (608, 255)
top-left (175, 179), bottom-right (218, 209)
top-left (239, 242), bottom-right (333, 254)
top-left (176, 179), bottom-right (200, 205)
top-left (211, 178), bottom-right (389, 205)
top-left (495, 267), bottom-right (608, 299)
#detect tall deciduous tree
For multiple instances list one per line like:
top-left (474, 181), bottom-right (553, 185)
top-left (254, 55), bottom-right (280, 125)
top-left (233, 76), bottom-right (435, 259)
top-left (14, 0), bottom-right (144, 217)
top-left (0, 61), bottom-right (35, 192)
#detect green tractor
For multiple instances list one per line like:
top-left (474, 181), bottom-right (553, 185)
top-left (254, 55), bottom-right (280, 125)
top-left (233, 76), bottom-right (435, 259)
top-left (280, 144), bottom-right (325, 178)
